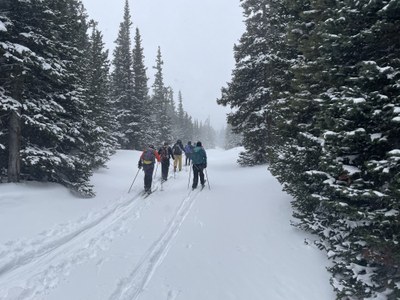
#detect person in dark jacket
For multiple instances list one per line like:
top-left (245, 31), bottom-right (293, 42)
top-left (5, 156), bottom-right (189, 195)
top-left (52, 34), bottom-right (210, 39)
top-left (138, 145), bottom-right (161, 193)
top-left (158, 141), bottom-right (174, 181)
top-left (191, 141), bottom-right (207, 189)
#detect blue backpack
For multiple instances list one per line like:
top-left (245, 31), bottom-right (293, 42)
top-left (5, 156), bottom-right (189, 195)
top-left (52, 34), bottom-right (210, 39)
top-left (143, 148), bottom-right (155, 164)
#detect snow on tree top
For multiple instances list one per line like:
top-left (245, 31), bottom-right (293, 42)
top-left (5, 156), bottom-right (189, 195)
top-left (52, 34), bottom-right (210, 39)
top-left (0, 21), bottom-right (6, 32)
top-left (388, 149), bottom-right (400, 156)
top-left (1, 42), bottom-right (32, 58)
top-left (342, 164), bottom-right (361, 175)
top-left (323, 130), bottom-right (337, 138)
top-left (385, 209), bottom-right (399, 217)
top-left (370, 133), bottom-right (382, 141)
top-left (392, 116), bottom-right (400, 122)
top-left (345, 128), bottom-right (366, 136)
top-left (349, 97), bottom-right (366, 103)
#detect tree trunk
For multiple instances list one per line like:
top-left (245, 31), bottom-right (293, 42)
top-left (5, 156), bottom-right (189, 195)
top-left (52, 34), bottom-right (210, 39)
top-left (7, 62), bottom-right (23, 183)
top-left (7, 109), bottom-right (21, 182)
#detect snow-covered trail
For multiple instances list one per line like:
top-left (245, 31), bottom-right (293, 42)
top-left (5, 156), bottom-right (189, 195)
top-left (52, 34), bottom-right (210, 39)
top-left (0, 148), bottom-right (335, 300)
top-left (136, 150), bottom-right (335, 300)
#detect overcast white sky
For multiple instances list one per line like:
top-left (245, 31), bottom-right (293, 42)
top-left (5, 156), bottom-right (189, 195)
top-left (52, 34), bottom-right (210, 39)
top-left (80, 0), bottom-right (245, 129)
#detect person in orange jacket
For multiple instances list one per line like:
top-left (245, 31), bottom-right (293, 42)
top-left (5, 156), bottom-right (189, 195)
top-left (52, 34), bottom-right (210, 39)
top-left (138, 145), bottom-right (161, 193)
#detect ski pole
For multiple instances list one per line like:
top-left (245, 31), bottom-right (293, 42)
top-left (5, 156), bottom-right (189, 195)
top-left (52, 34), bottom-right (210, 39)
top-left (205, 168), bottom-right (211, 190)
top-left (128, 168), bottom-right (141, 193)
top-left (187, 162), bottom-right (192, 189)
top-left (161, 165), bottom-right (164, 191)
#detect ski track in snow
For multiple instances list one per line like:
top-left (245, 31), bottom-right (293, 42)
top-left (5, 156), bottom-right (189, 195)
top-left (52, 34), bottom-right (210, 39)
top-left (0, 182), bottom-right (164, 300)
top-left (108, 188), bottom-right (201, 300)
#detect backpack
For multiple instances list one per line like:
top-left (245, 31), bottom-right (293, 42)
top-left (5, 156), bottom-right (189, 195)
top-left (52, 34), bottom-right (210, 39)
top-left (173, 144), bottom-right (182, 155)
top-left (143, 148), bottom-right (155, 164)
top-left (184, 144), bottom-right (193, 154)
top-left (159, 147), bottom-right (168, 161)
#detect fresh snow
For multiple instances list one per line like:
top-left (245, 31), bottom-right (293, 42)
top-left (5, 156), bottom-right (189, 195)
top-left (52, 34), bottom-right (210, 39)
top-left (0, 21), bottom-right (6, 32)
top-left (388, 149), bottom-right (400, 155)
top-left (392, 116), bottom-right (400, 122)
top-left (342, 164), bottom-right (360, 175)
top-left (350, 97), bottom-right (366, 103)
top-left (0, 148), bottom-right (335, 300)
top-left (370, 133), bottom-right (382, 141)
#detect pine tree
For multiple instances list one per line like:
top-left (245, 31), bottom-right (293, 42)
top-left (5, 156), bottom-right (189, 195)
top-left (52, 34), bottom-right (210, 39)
top-left (201, 118), bottom-right (216, 148)
top-left (268, 0), bottom-right (400, 297)
top-left (224, 124), bottom-right (242, 150)
top-left (182, 112), bottom-right (194, 144)
top-left (192, 120), bottom-right (200, 143)
top-left (165, 86), bottom-right (178, 140)
top-left (132, 27), bottom-right (152, 149)
top-left (216, 0), bottom-right (400, 296)
top-left (267, 0), bottom-right (324, 228)
top-left (298, 1), bottom-right (400, 297)
top-left (151, 47), bottom-right (172, 144)
top-left (218, 0), bottom-right (293, 165)
top-left (0, 0), bottom-right (96, 195)
top-left (84, 21), bottom-right (116, 169)
top-left (177, 91), bottom-right (185, 137)
top-left (110, 0), bottom-right (137, 149)
top-left (174, 91), bottom-right (193, 143)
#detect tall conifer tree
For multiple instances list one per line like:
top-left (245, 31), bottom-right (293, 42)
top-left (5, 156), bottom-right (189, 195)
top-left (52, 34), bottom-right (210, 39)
top-left (0, 0), bottom-right (95, 195)
top-left (151, 47), bottom-right (172, 143)
top-left (176, 91), bottom-right (185, 139)
top-left (84, 21), bottom-right (116, 168)
top-left (132, 27), bottom-right (152, 149)
top-left (218, 0), bottom-right (292, 165)
top-left (110, 0), bottom-right (137, 149)
top-left (287, 0), bottom-right (400, 297)
top-left (218, 0), bottom-right (400, 297)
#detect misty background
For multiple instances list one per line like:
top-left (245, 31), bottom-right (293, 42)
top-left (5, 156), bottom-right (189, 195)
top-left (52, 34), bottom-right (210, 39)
top-left (81, 0), bottom-right (245, 129)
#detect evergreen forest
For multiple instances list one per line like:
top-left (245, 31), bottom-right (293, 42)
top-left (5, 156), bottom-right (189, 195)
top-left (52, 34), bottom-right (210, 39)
top-left (218, 0), bottom-right (400, 298)
top-left (0, 0), bottom-right (216, 196)
top-left (2, 0), bottom-right (400, 298)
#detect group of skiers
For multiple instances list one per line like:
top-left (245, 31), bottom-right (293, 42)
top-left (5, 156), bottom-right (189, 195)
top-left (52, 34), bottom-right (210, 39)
top-left (138, 140), bottom-right (207, 193)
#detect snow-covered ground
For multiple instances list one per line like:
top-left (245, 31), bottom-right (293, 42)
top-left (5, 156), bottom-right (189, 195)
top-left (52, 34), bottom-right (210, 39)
top-left (0, 147), bottom-right (335, 300)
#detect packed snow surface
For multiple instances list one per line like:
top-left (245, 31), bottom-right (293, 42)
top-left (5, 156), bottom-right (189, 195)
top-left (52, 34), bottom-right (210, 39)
top-left (0, 147), bottom-right (335, 300)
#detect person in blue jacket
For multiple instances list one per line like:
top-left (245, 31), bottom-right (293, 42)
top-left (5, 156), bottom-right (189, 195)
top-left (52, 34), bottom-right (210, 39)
top-left (191, 141), bottom-right (207, 189)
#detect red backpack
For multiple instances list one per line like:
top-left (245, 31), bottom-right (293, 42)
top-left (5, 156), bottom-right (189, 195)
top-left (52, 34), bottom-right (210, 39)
top-left (159, 147), bottom-right (168, 161)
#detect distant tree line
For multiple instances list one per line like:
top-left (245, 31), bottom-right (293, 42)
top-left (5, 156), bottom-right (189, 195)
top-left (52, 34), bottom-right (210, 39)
top-left (0, 0), bottom-right (216, 195)
top-left (217, 124), bottom-right (242, 151)
top-left (218, 0), bottom-right (400, 298)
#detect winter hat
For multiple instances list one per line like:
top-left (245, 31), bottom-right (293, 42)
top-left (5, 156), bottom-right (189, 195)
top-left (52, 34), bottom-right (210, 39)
top-left (149, 144), bottom-right (155, 149)
top-left (164, 141), bottom-right (169, 146)
top-left (188, 141), bottom-right (192, 145)
top-left (196, 141), bottom-right (202, 147)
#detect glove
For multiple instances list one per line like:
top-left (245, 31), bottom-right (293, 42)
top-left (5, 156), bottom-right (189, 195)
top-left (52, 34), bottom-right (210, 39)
top-left (204, 163), bottom-right (207, 169)
top-left (138, 162), bottom-right (142, 169)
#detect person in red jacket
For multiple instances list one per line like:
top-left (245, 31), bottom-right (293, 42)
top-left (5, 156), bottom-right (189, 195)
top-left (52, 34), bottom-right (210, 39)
top-left (138, 145), bottom-right (161, 193)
